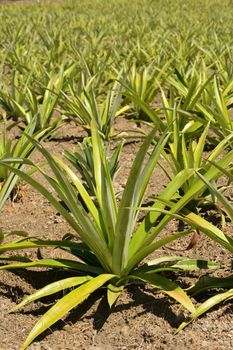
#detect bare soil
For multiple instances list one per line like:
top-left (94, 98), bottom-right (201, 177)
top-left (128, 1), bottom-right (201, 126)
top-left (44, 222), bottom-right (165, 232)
top-left (0, 119), bottom-right (233, 350)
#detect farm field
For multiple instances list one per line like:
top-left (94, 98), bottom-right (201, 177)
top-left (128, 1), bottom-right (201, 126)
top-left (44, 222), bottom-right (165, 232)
top-left (0, 1), bottom-right (233, 349)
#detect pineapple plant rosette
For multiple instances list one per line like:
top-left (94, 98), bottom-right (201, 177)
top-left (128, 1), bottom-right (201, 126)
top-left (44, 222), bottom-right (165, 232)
top-left (0, 123), bottom-right (233, 350)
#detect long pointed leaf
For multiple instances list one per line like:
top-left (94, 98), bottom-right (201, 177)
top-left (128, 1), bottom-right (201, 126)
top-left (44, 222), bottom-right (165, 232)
top-left (20, 274), bottom-right (115, 350)
top-left (0, 258), bottom-right (103, 274)
top-left (176, 289), bottom-right (233, 333)
top-left (10, 276), bottom-right (92, 313)
top-left (132, 273), bottom-right (195, 314)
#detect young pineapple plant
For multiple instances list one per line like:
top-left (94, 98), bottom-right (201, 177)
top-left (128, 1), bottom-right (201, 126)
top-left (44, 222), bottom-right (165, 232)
top-left (0, 65), bottom-right (73, 132)
top-left (166, 67), bottom-right (233, 146)
top-left (176, 166), bottom-right (233, 332)
top-left (1, 123), bottom-right (232, 349)
top-left (0, 118), bottom-right (55, 210)
top-left (122, 64), bottom-right (158, 122)
top-left (160, 120), bottom-right (233, 220)
top-left (0, 70), bottom-right (30, 121)
top-left (61, 75), bottom-right (126, 140)
top-left (119, 62), bottom-right (172, 128)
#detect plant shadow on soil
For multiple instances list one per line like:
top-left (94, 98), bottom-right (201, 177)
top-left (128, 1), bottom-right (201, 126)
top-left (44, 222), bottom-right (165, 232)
top-left (0, 268), bottom-right (188, 343)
